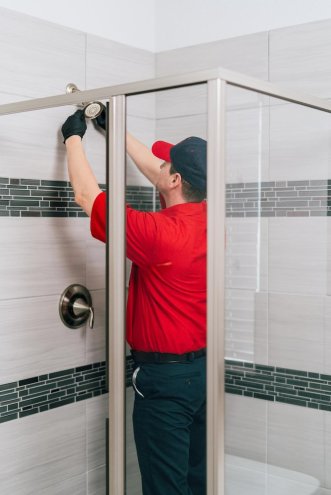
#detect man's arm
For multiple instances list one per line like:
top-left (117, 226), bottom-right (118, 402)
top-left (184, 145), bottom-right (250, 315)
top-left (126, 132), bottom-right (163, 186)
top-left (65, 136), bottom-right (101, 216)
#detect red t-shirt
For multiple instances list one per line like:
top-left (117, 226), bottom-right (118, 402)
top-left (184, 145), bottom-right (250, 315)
top-left (90, 192), bottom-right (206, 353)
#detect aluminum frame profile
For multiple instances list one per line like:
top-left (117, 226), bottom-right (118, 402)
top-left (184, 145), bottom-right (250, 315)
top-left (1, 67), bottom-right (331, 115)
top-left (107, 95), bottom-right (126, 495)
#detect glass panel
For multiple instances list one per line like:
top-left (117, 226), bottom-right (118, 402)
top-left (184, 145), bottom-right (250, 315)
top-left (224, 84), bottom-right (331, 494)
top-left (0, 103), bottom-right (107, 493)
top-left (125, 85), bottom-right (208, 495)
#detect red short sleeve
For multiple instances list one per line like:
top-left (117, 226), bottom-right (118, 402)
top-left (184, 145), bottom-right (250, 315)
top-left (90, 191), bottom-right (106, 243)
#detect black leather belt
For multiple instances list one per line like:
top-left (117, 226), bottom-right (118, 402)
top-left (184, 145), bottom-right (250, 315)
top-left (131, 348), bottom-right (206, 364)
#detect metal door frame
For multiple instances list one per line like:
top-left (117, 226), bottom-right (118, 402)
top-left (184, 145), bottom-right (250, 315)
top-left (1, 67), bottom-right (331, 494)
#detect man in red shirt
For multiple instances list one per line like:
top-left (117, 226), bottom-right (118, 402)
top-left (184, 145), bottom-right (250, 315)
top-left (62, 109), bottom-right (207, 495)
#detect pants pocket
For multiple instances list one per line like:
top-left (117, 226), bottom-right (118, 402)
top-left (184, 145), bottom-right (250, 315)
top-left (132, 366), bottom-right (145, 398)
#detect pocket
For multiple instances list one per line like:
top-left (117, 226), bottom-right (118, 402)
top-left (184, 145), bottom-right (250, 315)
top-left (132, 366), bottom-right (145, 398)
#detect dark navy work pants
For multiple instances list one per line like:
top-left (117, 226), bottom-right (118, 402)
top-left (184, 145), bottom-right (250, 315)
top-left (132, 356), bottom-right (206, 495)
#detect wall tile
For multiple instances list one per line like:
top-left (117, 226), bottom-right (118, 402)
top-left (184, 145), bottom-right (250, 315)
top-left (323, 297), bottom-right (331, 375)
top-left (87, 465), bottom-right (106, 495)
top-left (0, 218), bottom-right (89, 299)
top-left (0, 103), bottom-right (77, 181)
top-left (86, 290), bottom-right (106, 366)
top-left (226, 105), bottom-right (269, 184)
top-left (86, 34), bottom-right (155, 120)
top-left (325, 411), bottom-right (331, 488)
top-left (0, 294), bottom-right (86, 384)
top-left (156, 33), bottom-right (268, 79)
top-left (86, 395), bottom-right (107, 472)
top-left (126, 387), bottom-right (142, 495)
top-left (0, 401), bottom-right (86, 494)
top-left (269, 19), bottom-right (331, 99)
top-left (0, 7), bottom-right (85, 99)
top-left (225, 289), bottom-right (256, 362)
top-left (156, 33), bottom-right (268, 111)
top-left (86, 235), bottom-right (106, 291)
top-left (225, 394), bottom-right (267, 463)
top-left (41, 474), bottom-right (87, 495)
top-left (268, 293), bottom-right (324, 372)
top-left (84, 115), bottom-right (155, 187)
top-left (225, 218), bottom-right (268, 291)
top-left (156, 114), bottom-right (207, 143)
top-left (267, 401), bottom-right (324, 483)
top-left (269, 103), bottom-right (331, 181)
top-left (269, 218), bottom-right (327, 295)
top-left (254, 291), bottom-right (268, 365)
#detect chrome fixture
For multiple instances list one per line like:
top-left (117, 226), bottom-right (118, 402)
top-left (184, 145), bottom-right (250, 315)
top-left (66, 83), bottom-right (105, 119)
top-left (59, 284), bottom-right (94, 329)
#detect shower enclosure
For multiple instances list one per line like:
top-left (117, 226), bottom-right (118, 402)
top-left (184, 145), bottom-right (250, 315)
top-left (0, 67), bottom-right (331, 495)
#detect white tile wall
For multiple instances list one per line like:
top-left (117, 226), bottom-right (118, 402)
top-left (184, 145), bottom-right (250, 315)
top-left (225, 394), bottom-right (267, 463)
top-left (268, 293), bottom-right (324, 372)
top-left (254, 291), bottom-right (268, 365)
top-left (226, 105), bottom-right (269, 184)
top-left (267, 401), bottom-right (324, 484)
top-left (225, 289), bottom-right (256, 362)
top-left (325, 412), bottom-right (331, 488)
top-left (0, 402), bottom-right (86, 494)
top-left (0, 218), bottom-right (88, 299)
top-left (0, 8), bottom-right (85, 100)
top-left (269, 19), bottom-right (331, 99)
top-left (225, 218), bottom-right (268, 292)
top-left (269, 102), bottom-right (331, 181)
top-left (0, 294), bottom-right (86, 384)
top-left (269, 218), bottom-right (327, 295)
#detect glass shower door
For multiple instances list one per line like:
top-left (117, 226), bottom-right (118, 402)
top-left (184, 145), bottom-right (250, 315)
top-left (0, 103), bottom-right (108, 494)
top-left (224, 84), bottom-right (331, 495)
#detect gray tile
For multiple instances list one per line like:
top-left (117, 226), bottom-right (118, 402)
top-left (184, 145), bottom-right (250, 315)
top-left (0, 7), bottom-right (85, 99)
top-left (267, 401), bottom-right (324, 484)
top-left (0, 217), bottom-right (89, 300)
top-left (225, 394), bottom-right (267, 463)
top-left (269, 218), bottom-right (327, 295)
top-left (268, 293), bottom-right (324, 372)
top-left (0, 294), bottom-right (86, 384)
top-left (0, 401), bottom-right (86, 493)
top-left (270, 19), bottom-right (331, 98)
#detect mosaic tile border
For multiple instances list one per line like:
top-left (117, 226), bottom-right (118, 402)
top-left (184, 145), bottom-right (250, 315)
top-left (0, 362), bottom-right (106, 424)
top-left (0, 178), bottom-right (154, 216)
top-left (227, 179), bottom-right (331, 217)
top-left (1, 177), bottom-right (331, 217)
top-left (2, 358), bottom-right (331, 423)
top-left (226, 360), bottom-right (331, 411)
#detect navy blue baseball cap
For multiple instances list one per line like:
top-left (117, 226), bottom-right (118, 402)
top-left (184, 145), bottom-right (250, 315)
top-left (152, 136), bottom-right (207, 192)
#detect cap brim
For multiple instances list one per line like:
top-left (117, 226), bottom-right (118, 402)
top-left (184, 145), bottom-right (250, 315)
top-left (151, 140), bottom-right (174, 162)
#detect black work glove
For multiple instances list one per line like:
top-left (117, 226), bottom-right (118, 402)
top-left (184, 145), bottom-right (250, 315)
top-left (61, 109), bottom-right (87, 143)
top-left (95, 106), bottom-right (107, 131)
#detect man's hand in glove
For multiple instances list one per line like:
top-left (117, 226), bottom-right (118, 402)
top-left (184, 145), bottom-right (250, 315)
top-left (61, 109), bottom-right (87, 143)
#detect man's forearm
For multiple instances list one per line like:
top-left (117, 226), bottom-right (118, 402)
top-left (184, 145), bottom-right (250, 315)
top-left (126, 132), bottom-right (163, 186)
top-left (65, 136), bottom-right (101, 216)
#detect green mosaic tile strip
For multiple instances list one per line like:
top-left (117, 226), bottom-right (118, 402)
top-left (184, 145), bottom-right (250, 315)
top-left (225, 359), bottom-right (331, 409)
top-left (2, 358), bottom-right (331, 424)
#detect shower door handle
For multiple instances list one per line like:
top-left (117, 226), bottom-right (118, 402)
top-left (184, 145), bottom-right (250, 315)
top-left (59, 284), bottom-right (94, 329)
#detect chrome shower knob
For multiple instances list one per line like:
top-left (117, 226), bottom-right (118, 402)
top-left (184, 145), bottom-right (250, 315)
top-left (59, 284), bottom-right (94, 329)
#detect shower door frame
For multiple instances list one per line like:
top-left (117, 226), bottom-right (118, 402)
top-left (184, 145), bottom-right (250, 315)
top-left (1, 68), bottom-right (331, 495)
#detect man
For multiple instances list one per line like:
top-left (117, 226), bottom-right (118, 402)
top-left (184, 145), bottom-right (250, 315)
top-left (61, 109), bottom-right (207, 495)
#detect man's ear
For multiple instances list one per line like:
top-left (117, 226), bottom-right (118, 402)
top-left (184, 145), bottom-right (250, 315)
top-left (170, 172), bottom-right (181, 187)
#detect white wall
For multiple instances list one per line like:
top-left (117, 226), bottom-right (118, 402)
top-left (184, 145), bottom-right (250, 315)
top-left (0, 0), bottom-right (155, 50)
top-left (2, 0), bottom-right (331, 53)
top-left (156, 0), bottom-right (331, 51)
